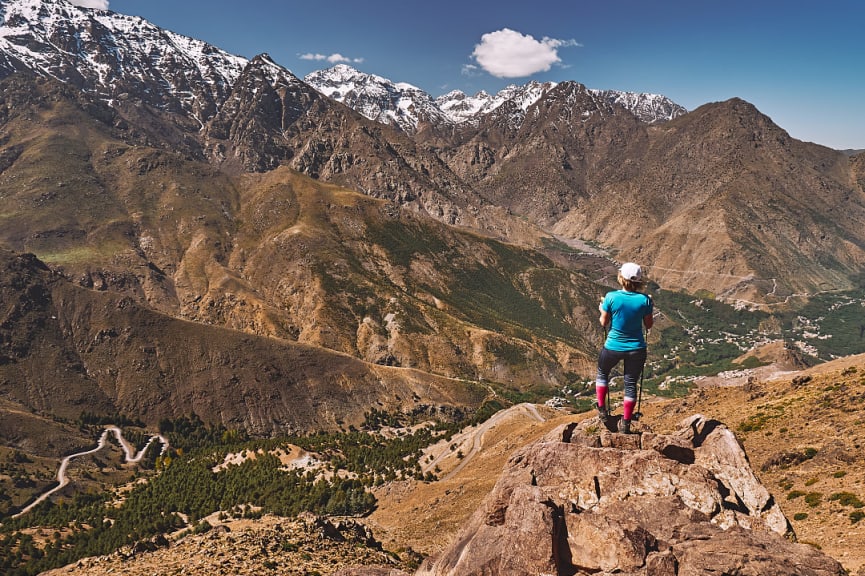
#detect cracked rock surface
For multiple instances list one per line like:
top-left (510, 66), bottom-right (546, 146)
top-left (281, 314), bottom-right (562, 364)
top-left (416, 414), bottom-right (845, 576)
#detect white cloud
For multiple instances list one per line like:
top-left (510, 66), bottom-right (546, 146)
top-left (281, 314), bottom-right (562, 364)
top-left (461, 63), bottom-right (480, 77)
top-left (299, 53), bottom-right (364, 64)
top-left (69, 0), bottom-right (110, 8)
top-left (471, 28), bottom-right (579, 78)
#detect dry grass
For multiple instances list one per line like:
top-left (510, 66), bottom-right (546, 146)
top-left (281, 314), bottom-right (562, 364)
top-left (368, 354), bottom-right (865, 574)
top-left (366, 404), bottom-right (579, 555)
top-left (644, 355), bottom-right (865, 574)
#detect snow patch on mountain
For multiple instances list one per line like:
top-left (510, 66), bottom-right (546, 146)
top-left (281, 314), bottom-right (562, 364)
top-left (309, 65), bottom-right (686, 132)
top-left (305, 64), bottom-right (450, 133)
top-left (0, 0), bottom-right (248, 122)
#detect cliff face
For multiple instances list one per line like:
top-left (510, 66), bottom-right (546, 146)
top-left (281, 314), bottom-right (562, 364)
top-left (416, 415), bottom-right (845, 576)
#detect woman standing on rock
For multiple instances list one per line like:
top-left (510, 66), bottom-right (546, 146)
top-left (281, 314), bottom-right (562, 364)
top-left (595, 262), bottom-right (654, 434)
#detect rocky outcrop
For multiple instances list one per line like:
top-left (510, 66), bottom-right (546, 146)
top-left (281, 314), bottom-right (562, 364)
top-left (417, 414), bottom-right (845, 576)
top-left (42, 515), bottom-right (413, 576)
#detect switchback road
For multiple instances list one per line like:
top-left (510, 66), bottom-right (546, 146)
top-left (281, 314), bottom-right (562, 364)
top-left (14, 427), bottom-right (168, 518)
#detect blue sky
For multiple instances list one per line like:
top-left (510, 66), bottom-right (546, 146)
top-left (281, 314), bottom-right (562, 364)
top-left (99, 0), bottom-right (864, 150)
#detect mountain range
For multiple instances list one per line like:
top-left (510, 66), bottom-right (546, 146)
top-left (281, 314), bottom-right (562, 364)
top-left (303, 64), bottom-right (687, 133)
top-left (2, 2), bottom-right (865, 574)
top-left (0, 0), bottom-right (864, 435)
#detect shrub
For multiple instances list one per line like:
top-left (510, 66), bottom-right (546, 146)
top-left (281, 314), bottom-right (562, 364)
top-left (738, 413), bottom-right (771, 432)
top-left (804, 492), bottom-right (823, 507)
top-left (787, 490), bottom-right (806, 500)
top-left (851, 510), bottom-right (865, 524)
top-left (829, 492), bottom-right (865, 508)
top-left (793, 512), bottom-right (809, 521)
top-left (791, 375), bottom-right (812, 388)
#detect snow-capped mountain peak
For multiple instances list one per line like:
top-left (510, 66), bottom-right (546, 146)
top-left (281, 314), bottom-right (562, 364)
top-left (308, 65), bottom-right (686, 132)
top-left (434, 90), bottom-right (492, 124)
top-left (0, 0), bottom-right (686, 136)
top-left (304, 64), bottom-right (449, 133)
top-left (590, 89), bottom-right (687, 124)
top-left (0, 0), bottom-right (249, 122)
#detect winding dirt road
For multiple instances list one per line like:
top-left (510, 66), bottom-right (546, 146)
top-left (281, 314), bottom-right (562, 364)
top-left (14, 426), bottom-right (168, 518)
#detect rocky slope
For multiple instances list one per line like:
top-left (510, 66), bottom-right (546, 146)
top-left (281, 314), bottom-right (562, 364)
top-left (415, 415), bottom-right (843, 575)
top-left (40, 515), bottom-right (419, 576)
top-left (361, 355), bottom-right (865, 576)
top-left (644, 355), bottom-right (865, 575)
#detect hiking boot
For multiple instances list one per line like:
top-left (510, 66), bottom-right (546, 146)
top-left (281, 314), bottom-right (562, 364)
top-left (618, 418), bottom-right (632, 434)
top-left (595, 402), bottom-right (609, 423)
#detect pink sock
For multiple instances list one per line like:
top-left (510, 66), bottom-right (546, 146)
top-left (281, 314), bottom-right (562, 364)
top-left (596, 384), bottom-right (608, 409)
top-left (622, 397), bottom-right (636, 421)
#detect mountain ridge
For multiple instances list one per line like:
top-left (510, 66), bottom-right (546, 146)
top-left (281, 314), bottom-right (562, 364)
top-left (305, 64), bottom-right (687, 133)
top-left (3, 0), bottom-right (863, 302)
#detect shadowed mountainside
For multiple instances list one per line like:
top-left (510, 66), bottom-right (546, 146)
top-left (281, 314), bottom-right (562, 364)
top-left (0, 247), bottom-right (488, 440)
top-left (0, 77), bottom-right (602, 396)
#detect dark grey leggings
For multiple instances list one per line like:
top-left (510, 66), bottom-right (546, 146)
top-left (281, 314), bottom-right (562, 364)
top-left (596, 347), bottom-right (647, 400)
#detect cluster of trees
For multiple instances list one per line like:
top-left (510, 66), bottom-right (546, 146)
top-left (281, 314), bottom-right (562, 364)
top-left (158, 413), bottom-right (249, 452)
top-left (0, 406), bottom-right (488, 575)
top-left (647, 286), bottom-right (865, 389)
top-left (77, 412), bottom-right (144, 428)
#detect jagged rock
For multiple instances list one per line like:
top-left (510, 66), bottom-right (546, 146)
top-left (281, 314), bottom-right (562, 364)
top-left (41, 515), bottom-right (409, 576)
top-left (333, 569), bottom-right (411, 576)
top-left (417, 414), bottom-right (845, 576)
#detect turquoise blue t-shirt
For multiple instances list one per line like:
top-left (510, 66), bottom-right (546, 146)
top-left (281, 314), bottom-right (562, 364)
top-left (602, 290), bottom-right (653, 351)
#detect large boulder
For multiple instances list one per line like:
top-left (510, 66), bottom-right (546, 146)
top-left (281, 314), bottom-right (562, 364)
top-left (417, 414), bottom-right (845, 576)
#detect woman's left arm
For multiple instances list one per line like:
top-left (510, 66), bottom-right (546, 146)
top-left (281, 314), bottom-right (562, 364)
top-left (643, 294), bottom-right (654, 330)
top-left (643, 313), bottom-right (654, 330)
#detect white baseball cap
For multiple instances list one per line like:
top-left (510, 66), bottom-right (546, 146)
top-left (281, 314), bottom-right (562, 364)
top-left (620, 262), bottom-right (643, 281)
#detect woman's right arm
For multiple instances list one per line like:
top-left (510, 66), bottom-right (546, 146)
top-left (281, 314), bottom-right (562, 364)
top-left (599, 309), bottom-right (611, 328)
top-left (598, 298), bottom-right (610, 328)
